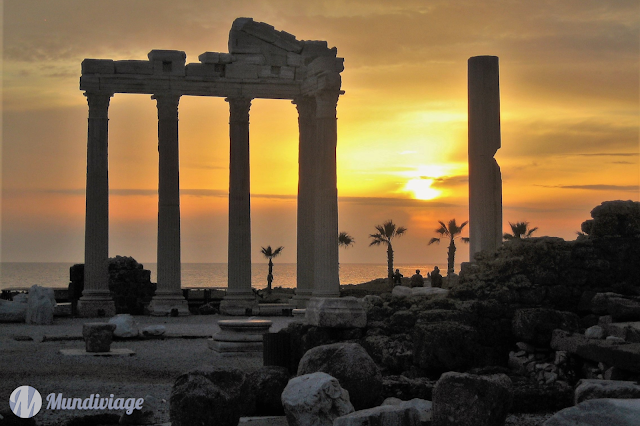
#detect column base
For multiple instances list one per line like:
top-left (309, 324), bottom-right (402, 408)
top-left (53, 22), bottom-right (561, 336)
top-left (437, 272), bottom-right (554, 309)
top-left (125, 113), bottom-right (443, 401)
top-left (148, 294), bottom-right (190, 316)
top-left (220, 294), bottom-right (258, 316)
top-left (78, 293), bottom-right (116, 318)
top-left (305, 297), bottom-right (366, 328)
top-left (291, 290), bottom-right (313, 308)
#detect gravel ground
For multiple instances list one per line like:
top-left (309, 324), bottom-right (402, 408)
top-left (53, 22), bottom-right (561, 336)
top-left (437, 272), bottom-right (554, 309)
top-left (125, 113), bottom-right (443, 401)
top-left (1, 315), bottom-right (554, 425)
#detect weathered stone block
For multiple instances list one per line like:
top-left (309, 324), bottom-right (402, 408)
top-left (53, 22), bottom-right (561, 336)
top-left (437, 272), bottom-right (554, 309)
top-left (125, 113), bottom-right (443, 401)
top-left (26, 285), bottom-right (56, 325)
top-left (108, 314), bottom-right (139, 338)
top-left (608, 322), bottom-right (640, 343)
top-left (287, 53), bottom-right (303, 67)
top-left (297, 342), bottom-right (382, 410)
top-left (305, 297), bottom-right (366, 328)
top-left (574, 379), bottom-right (640, 404)
top-left (185, 63), bottom-right (222, 77)
top-left (225, 63), bottom-right (259, 79)
top-left (234, 54), bottom-right (266, 65)
top-left (543, 398), bottom-right (640, 426)
top-left (307, 56), bottom-right (343, 76)
top-left (198, 52), bottom-right (220, 63)
top-left (512, 308), bottom-right (580, 346)
top-left (334, 404), bottom-right (421, 426)
top-left (585, 325), bottom-right (605, 339)
top-left (114, 60), bottom-right (153, 75)
top-left (281, 372), bottom-right (354, 426)
top-left (82, 59), bottom-right (114, 74)
top-left (432, 372), bottom-right (512, 426)
top-left (83, 322), bottom-right (116, 352)
top-left (0, 299), bottom-right (27, 323)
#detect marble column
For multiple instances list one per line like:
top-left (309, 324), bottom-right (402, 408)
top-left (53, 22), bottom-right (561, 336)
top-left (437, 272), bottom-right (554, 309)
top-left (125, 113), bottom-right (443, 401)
top-left (220, 97), bottom-right (257, 315)
top-left (311, 91), bottom-right (340, 298)
top-left (149, 93), bottom-right (189, 316)
top-left (292, 97), bottom-right (317, 308)
top-left (468, 55), bottom-right (503, 259)
top-left (79, 92), bottom-right (116, 318)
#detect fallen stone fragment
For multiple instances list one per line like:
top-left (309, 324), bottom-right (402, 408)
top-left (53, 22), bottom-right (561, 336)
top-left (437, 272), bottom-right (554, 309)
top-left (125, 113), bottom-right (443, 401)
top-left (543, 398), bottom-right (640, 426)
top-left (585, 325), bottom-right (605, 339)
top-left (26, 285), bottom-right (56, 325)
top-left (108, 314), bottom-right (139, 338)
top-left (281, 372), bottom-right (354, 426)
top-left (334, 404), bottom-right (421, 426)
top-left (574, 379), bottom-right (640, 404)
top-left (82, 322), bottom-right (116, 352)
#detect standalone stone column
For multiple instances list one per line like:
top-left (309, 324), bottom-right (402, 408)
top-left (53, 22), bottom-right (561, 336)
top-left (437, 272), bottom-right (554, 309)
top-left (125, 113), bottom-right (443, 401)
top-left (468, 56), bottom-right (503, 259)
top-left (79, 92), bottom-right (116, 318)
top-left (149, 94), bottom-right (189, 316)
top-left (220, 97), bottom-right (257, 315)
top-left (311, 91), bottom-right (340, 298)
top-left (292, 97), bottom-right (317, 308)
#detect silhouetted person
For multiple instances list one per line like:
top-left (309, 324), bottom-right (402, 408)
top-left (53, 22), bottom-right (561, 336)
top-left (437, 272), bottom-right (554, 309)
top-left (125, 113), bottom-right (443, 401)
top-left (410, 269), bottom-right (424, 288)
top-left (392, 269), bottom-right (403, 285)
top-left (431, 266), bottom-right (443, 288)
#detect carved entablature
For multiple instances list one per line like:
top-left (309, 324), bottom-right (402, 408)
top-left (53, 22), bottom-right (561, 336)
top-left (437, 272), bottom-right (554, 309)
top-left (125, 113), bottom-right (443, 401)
top-left (80, 18), bottom-right (344, 100)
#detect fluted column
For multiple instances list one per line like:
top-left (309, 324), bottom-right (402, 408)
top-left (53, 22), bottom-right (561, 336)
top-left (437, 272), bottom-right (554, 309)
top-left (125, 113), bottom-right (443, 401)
top-left (220, 97), bottom-right (257, 315)
top-left (311, 91), bottom-right (340, 297)
top-left (79, 92), bottom-right (116, 318)
top-left (468, 56), bottom-right (503, 259)
top-left (292, 97), bottom-right (317, 307)
top-left (149, 93), bottom-right (189, 316)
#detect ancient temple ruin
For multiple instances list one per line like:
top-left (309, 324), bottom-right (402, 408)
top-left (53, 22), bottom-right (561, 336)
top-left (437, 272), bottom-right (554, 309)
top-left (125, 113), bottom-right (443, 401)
top-left (78, 18), bottom-right (344, 317)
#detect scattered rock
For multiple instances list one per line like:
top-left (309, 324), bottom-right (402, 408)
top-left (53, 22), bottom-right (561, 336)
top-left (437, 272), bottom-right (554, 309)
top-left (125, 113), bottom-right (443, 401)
top-left (411, 287), bottom-right (449, 297)
top-left (512, 308), bottom-right (580, 346)
top-left (585, 325), bottom-right (605, 339)
top-left (305, 297), bottom-right (366, 328)
top-left (281, 372), bottom-right (354, 426)
top-left (392, 286), bottom-right (412, 298)
top-left (574, 379), bottom-right (640, 404)
top-left (108, 314), bottom-right (139, 338)
top-left (544, 398), bottom-right (640, 426)
top-left (25, 285), bottom-right (56, 325)
top-left (581, 200), bottom-right (640, 238)
top-left (141, 325), bottom-right (166, 337)
top-left (432, 372), bottom-right (512, 426)
top-left (246, 366), bottom-right (290, 416)
top-left (297, 342), bottom-right (382, 410)
top-left (170, 366), bottom-right (254, 426)
top-left (381, 398), bottom-right (432, 425)
top-left (0, 299), bottom-right (28, 323)
top-left (82, 322), bottom-right (116, 352)
top-left (334, 404), bottom-right (421, 426)
top-left (590, 293), bottom-right (640, 321)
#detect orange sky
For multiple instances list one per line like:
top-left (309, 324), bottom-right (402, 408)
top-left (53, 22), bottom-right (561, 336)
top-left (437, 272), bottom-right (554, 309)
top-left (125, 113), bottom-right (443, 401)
top-left (1, 0), bottom-right (639, 265)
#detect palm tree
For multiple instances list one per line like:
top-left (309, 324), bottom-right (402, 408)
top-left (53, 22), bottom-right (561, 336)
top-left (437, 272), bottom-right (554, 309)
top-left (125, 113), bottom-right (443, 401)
top-left (260, 245), bottom-right (284, 294)
top-left (503, 221), bottom-right (538, 240)
top-left (428, 219), bottom-right (469, 277)
top-left (369, 220), bottom-right (407, 285)
top-left (338, 232), bottom-right (355, 248)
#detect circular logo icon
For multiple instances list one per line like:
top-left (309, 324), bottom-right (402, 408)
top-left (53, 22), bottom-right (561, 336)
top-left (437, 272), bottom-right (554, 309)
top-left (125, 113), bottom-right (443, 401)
top-left (9, 386), bottom-right (42, 419)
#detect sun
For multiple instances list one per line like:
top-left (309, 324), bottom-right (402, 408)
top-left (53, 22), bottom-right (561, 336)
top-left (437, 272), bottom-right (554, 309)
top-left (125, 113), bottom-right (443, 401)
top-left (402, 165), bottom-right (448, 200)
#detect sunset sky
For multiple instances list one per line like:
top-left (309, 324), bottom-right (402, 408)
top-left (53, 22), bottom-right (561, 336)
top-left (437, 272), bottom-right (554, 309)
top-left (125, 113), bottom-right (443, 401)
top-left (2, 0), bottom-right (639, 266)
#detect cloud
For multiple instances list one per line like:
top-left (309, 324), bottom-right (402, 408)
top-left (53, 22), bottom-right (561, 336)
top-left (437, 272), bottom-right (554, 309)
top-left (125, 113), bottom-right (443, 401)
top-left (575, 153), bottom-right (639, 157)
top-left (536, 184), bottom-right (639, 192)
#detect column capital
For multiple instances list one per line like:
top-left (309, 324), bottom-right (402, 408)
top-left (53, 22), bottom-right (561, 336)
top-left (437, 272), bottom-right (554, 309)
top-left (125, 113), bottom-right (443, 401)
top-left (315, 91), bottom-right (340, 119)
top-left (226, 97), bottom-right (252, 123)
top-left (152, 94), bottom-right (181, 120)
top-left (293, 96), bottom-right (316, 123)
top-left (84, 92), bottom-right (113, 119)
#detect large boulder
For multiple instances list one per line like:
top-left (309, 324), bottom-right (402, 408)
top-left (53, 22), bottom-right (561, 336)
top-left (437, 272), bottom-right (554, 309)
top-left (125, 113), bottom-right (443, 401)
top-left (574, 379), bottom-right (640, 404)
top-left (590, 293), bottom-right (640, 321)
top-left (281, 372), bottom-right (354, 426)
top-left (297, 342), bottom-right (382, 410)
top-left (0, 299), bottom-right (28, 323)
top-left (170, 367), bottom-right (254, 426)
top-left (246, 366), bottom-right (290, 416)
top-left (382, 398), bottom-right (433, 425)
top-left (432, 372), bottom-right (513, 426)
top-left (25, 285), bottom-right (56, 325)
top-left (581, 200), bottom-right (640, 238)
top-left (412, 321), bottom-right (483, 375)
top-left (334, 404), bottom-right (421, 426)
top-left (544, 398), bottom-right (640, 426)
top-left (108, 314), bottom-right (139, 338)
top-left (512, 308), bottom-right (580, 346)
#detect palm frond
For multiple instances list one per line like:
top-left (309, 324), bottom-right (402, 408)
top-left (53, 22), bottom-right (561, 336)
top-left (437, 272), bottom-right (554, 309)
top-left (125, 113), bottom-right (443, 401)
top-left (461, 237), bottom-right (470, 243)
top-left (428, 237), bottom-right (440, 245)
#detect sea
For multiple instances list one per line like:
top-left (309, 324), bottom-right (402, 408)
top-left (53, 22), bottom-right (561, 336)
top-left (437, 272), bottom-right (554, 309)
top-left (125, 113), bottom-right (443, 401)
top-left (0, 262), bottom-right (458, 290)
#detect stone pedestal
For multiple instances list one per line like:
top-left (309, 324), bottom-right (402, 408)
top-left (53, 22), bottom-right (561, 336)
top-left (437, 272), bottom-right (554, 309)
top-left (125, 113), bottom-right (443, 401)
top-left (222, 97), bottom-right (257, 316)
top-left (149, 94), bottom-right (189, 316)
top-left (305, 297), bottom-right (366, 328)
top-left (83, 322), bottom-right (116, 352)
top-left (80, 92), bottom-right (116, 318)
top-left (468, 56), bottom-right (503, 259)
top-left (208, 319), bottom-right (272, 356)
